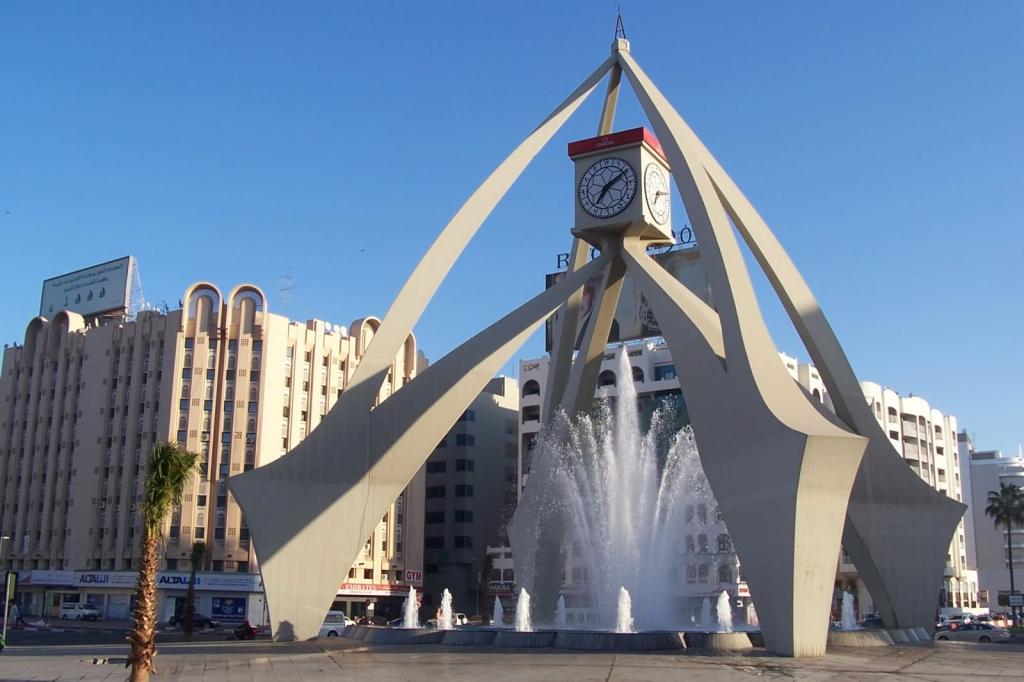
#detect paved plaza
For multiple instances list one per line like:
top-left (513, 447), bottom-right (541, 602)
top-left (2, 638), bottom-right (1024, 681)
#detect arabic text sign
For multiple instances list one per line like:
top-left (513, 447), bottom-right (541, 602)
top-left (40, 256), bottom-right (133, 317)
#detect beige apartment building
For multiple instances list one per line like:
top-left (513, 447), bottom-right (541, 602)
top-left (780, 354), bottom-right (979, 617)
top-left (0, 281), bottom-right (424, 624)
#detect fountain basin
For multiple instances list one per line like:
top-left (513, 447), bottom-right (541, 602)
top-left (349, 626), bottom-right (445, 645)
top-left (442, 630), bottom-right (498, 646)
top-left (682, 631), bottom-right (753, 651)
top-left (827, 629), bottom-right (894, 647)
top-left (553, 630), bottom-right (685, 651)
top-left (492, 631), bottom-right (557, 648)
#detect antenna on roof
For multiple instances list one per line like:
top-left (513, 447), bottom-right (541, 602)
top-left (279, 272), bottom-right (295, 316)
top-left (614, 7), bottom-right (626, 40)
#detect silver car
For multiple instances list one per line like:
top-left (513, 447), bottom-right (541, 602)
top-left (934, 623), bottom-right (1011, 643)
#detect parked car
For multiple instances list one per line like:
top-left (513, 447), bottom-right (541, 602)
top-left (858, 614), bottom-right (884, 629)
top-left (59, 603), bottom-right (101, 621)
top-left (168, 613), bottom-right (221, 629)
top-left (319, 610), bottom-right (355, 638)
top-left (934, 623), bottom-right (1011, 643)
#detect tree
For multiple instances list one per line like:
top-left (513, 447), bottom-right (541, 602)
top-left (127, 442), bottom-right (199, 682)
top-left (182, 541), bottom-right (206, 641)
top-left (985, 482), bottom-right (1024, 620)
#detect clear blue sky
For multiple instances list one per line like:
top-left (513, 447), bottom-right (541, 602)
top-left (2, 2), bottom-right (1021, 454)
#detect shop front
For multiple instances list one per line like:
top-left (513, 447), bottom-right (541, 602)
top-left (156, 571), bottom-right (265, 626)
top-left (334, 575), bottom-right (422, 624)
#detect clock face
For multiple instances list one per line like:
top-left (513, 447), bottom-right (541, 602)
top-left (644, 163), bottom-right (670, 225)
top-left (578, 156), bottom-right (637, 219)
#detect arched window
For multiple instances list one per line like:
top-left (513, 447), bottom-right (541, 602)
top-left (812, 388), bottom-right (821, 402)
top-left (180, 384), bottom-right (190, 399)
top-left (247, 418), bottom-right (256, 432)
top-left (196, 512), bottom-right (205, 526)
top-left (685, 534), bottom-right (695, 553)
top-left (698, 534), bottom-right (708, 553)
top-left (227, 355), bottom-right (236, 370)
top-left (178, 415), bottom-right (187, 430)
top-left (184, 353), bottom-right (192, 367)
top-left (217, 513), bottom-right (225, 527)
top-left (249, 385), bottom-right (258, 401)
top-left (225, 386), bottom-right (233, 401)
top-left (718, 565), bottom-right (733, 584)
top-left (598, 370), bottom-right (616, 387)
top-left (631, 366), bottom-right (644, 383)
top-left (522, 380), bottom-right (541, 397)
top-left (251, 355), bottom-right (260, 370)
top-left (223, 416), bottom-right (232, 432)
top-left (205, 384), bottom-right (213, 400)
top-left (717, 533), bottom-right (731, 553)
top-left (203, 416), bottom-right (211, 431)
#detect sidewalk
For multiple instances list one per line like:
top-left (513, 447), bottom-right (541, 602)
top-left (3, 638), bottom-right (1024, 681)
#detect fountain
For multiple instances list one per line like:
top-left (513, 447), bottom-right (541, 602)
top-left (512, 346), bottom-right (716, 631)
top-left (439, 588), bottom-right (454, 631)
top-left (700, 597), bottom-right (713, 628)
top-left (716, 590), bottom-right (733, 633)
top-left (402, 586), bottom-right (419, 629)
top-left (515, 587), bottom-right (533, 632)
top-left (840, 591), bottom-right (858, 631)
top-left (555, 595), bottom-right (567, 628)
top-left (492, 596), bottom-right (504, 627)
top-left (616, 587), bottom-right (634, 634)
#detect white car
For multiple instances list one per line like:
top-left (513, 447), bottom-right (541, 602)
top-left (319, 610), bottom-right (355, 638)
top-left (59, 602), bottom-right (102, 621)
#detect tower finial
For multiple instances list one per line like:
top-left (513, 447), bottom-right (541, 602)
top-left (614, 7), bottom-right (626, 40)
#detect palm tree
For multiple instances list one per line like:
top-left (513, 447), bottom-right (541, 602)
top-left (182, 541), bottom-right (206, 641)
top-left (127, 442), bottom-right (199, 682)
top-left (985, 482), bottom-right (1024, 621)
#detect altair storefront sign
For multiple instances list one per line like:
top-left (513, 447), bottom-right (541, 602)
top-left (68, 571), bottom-right (263, 592)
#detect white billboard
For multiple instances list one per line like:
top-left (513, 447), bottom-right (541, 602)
top-left (39, 256), bottom-right (134, 318)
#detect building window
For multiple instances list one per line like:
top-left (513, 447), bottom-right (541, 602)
top-left (457, 410), bottom-right (476, 422)
top-left (698, 564), bottom-right (708, 583)
top-left (454, 536), bottom-right (473, 549)
top-left (455, 458), bottom-right (474, 472)
top-left (425, 537), bottom-right (444, 549)
top-left (426, 461), bottom-right (446, 474)
top-left (455, 434), bottom-right (475, 447)
top-left (425, 511), bottom-right (445, 524)
top-left (598, 370), bottom-right (616, 387)
top-left (654, 364), bottom-right (677, 381)
top-left (454, 510), bottom-right (473, 523)
top-left (631, 366), bottom-right (644, 383)
top-left (455, 484), bottom-right (474, 497)
top-left (426, 486), bottom-right (445, 498)
top-left (717, 534), bottom-right (731, 552)
top-left (698, 534), bottom-right (708, 553)
top-left (718, 565), bottom-right (733, 583)
top-left (522, 380), bottom-right (540, 397)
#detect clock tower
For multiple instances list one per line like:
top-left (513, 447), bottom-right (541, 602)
top-left (568, 127), bottom-right (673, 246)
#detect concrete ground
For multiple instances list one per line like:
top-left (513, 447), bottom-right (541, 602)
top-left (2, 637), bottom-right (1024, 681)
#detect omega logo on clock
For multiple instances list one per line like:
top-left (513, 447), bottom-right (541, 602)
top-left (578, 156), bottom-right (637, 219)
top-left (644, 163), bottom-right (670, 225)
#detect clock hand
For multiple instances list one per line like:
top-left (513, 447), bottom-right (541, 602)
top-left (596, 171), bottom-right (626, 205)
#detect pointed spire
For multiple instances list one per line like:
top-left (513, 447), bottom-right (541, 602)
top-left (614, 8), bottom-right (626, 40)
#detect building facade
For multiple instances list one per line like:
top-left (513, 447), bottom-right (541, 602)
top-left (421, 377), bottom-right (518, 619)
top-left (0, 281), bottom-right (424, 623)
top-left (962, 441), bottom-right (1024, 615)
